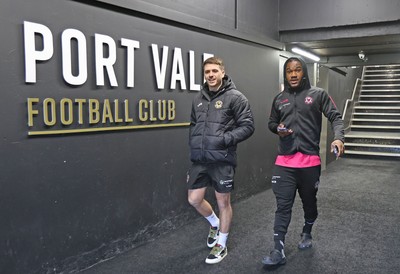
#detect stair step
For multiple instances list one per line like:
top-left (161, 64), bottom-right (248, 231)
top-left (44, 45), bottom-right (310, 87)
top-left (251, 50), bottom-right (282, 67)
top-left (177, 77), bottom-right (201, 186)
top-left (344, 143), bottom-right (400, 155)
top-left (345, 132), bottom-right (400, 140)
top-left (354, 106), bottom-right (400, 109)
top-left (355, 106), bottom-right (400, 109)
top-left (345, 132), bottom-right (400, 146)
top-left (363, 79), bottom-right (400, 82)
top-left (359, 96), bottom-right (400, 101)
top-left (344, 150), bottom-right (400, 157)
top-left (353, 106), bottom-right (400, 114)
top-left (358, 100), bottom-right (400, 104)
top-left (364, 74), bottom-right (400, 77)
top-left (361, 92), bottom-right (400, 96)
top-left (352, 118), bottom-right (400, 122)
top-left (351, 125), bottom-right (400, 129)
top-left (365, 69), bottom-right (400, 71)
top-left (365, 66), bottom-right (400, 71)
top-left (362, 84), bottom-right (400, 87)
top-left (361, 89), bottom-right (400, 92)
top-left (353, 112), bottom-right (400, 116)
top-left (360, 95), bottom-right (400, 98)
top-left (366, 66), bottom-right (400, 68)
top-left (345, 143), bottom-right (400, 149)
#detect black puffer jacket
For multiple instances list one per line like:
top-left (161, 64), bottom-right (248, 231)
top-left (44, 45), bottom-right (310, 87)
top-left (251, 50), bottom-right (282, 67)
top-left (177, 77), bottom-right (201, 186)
top-left (189, 75), bottom-right (254, 166)
top-left (268, 57), bottom-right (344, 156)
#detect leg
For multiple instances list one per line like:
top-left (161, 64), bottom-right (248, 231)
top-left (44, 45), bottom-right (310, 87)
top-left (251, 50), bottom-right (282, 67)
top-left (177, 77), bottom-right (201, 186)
top-left (262, 165), bottom-right (296, 266)
top-left (297, 165), bottom-right (321, 249)
top-left (187, 164), bottom-right (221, 250)
top-left (272, 166), bottom-right (297, 248)
top-left (298, 165), bottom-right (321, 230)
top-left (205, 165), bottom-right (233, 264)
top-left (205, 192), bottom-right (231, 264)
top-left (215, 191), bottom-right (232, 234)
top-left (188, 187), bottom-right (221, 249)
top-left (187, 164), bottom-right (214, 218)
top-left (188, 187), bottom-right (213, 217)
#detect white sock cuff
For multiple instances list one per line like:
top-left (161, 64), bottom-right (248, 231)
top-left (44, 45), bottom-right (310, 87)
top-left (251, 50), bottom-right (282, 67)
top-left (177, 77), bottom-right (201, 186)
top-left (218, 232), bottom-right (229, 248)
top-left (205, 212), bottom-right (219, 228)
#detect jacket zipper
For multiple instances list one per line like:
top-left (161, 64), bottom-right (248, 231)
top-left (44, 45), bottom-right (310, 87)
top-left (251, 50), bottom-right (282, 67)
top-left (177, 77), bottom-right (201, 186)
top-left (201, 100), bottom-right (210, 161)
top-left (293, 91), bottom-right (299, 151)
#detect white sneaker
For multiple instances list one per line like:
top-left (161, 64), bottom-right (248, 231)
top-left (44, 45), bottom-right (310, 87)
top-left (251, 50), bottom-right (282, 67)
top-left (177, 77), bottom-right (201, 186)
top-left (205, 244), bottom-right (227, 264)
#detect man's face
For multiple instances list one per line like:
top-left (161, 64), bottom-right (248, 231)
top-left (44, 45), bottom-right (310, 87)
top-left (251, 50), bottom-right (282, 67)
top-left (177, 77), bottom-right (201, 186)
top-left (285, 60), bottom-right (304, 88)
top-left (204, 63), bottom-right (225, 91)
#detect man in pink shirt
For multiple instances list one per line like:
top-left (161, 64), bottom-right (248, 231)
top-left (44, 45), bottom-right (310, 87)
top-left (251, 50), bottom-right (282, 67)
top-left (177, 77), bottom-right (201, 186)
top-left (262, 57), bottom-right (345, 266)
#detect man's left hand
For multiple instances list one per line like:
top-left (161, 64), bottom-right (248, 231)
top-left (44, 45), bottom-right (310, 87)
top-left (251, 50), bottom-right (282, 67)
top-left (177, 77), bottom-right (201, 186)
top-left (331, 140), bottom-right (344, 159)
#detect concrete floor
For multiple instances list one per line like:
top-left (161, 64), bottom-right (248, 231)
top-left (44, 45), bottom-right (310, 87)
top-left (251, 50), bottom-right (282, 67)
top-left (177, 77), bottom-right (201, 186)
top-left (81, 157), bottom-right (400, 274)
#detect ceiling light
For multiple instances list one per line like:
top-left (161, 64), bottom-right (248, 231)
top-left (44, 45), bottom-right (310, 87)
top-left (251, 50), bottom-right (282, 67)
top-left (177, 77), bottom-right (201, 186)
top-left (291, 47), bottom-right (320, 62)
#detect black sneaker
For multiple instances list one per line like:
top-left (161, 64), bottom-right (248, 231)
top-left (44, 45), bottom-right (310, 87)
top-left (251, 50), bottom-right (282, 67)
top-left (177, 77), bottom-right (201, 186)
top-left (262, 249), bottom-right (286, 266)
top-left (207, 226), bottom-right (219, 248)
top-left (298, 233), bottom-right (312, 249)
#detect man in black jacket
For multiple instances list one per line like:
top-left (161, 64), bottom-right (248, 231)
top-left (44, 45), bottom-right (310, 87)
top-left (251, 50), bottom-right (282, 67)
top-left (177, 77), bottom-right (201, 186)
top-left (187, 56), bottom-right (254, 264)
top-left (262, 57), bottom-right (344, 266)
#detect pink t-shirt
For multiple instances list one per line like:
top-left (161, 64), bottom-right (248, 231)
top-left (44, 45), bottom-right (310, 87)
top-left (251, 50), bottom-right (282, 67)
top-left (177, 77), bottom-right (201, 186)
top-left (275, 152), bottom-right (321, 168)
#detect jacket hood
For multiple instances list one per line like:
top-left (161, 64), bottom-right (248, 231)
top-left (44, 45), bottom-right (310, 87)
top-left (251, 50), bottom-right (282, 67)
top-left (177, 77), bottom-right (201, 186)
top-left (202, 74), bottom-right (236, 98)
top-left (283, 57), bottom-right (311, 92)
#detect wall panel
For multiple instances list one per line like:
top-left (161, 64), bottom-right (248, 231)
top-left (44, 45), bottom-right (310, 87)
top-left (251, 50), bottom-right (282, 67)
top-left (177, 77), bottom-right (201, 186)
top-left (0, 0), bottom-right (279, 272)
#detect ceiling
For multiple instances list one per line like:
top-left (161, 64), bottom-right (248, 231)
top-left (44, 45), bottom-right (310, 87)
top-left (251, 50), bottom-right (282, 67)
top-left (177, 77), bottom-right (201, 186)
top-left (292, 34), bottom-right (400, 57)
top-left (281, 23), bottom-right (400, 68)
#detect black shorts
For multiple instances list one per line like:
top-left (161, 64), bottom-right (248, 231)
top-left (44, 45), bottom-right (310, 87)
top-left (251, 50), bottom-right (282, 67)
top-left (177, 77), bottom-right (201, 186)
top-left (187, 163), bottom-right (235, 193)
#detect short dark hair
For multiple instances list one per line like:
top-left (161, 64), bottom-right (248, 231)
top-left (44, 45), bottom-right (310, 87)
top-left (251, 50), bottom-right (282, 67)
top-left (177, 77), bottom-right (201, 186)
top-left (203, 56), bottom-right (225, 71)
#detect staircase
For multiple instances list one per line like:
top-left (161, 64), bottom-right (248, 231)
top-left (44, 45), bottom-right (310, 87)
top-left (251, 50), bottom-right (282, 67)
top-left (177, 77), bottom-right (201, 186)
top-left (344, 64), bottom-right (400, 158)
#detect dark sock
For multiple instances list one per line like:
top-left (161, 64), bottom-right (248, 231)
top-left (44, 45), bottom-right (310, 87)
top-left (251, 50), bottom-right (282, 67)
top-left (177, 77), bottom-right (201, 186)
top-left (302, 220), bottom-right (314, 234)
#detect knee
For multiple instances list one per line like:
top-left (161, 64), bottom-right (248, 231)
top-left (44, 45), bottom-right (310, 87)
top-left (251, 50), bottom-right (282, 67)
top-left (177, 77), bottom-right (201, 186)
top-left (188, 194), bottom-right (202, 208)
top-left (276, 199), bottom-right (294, 213)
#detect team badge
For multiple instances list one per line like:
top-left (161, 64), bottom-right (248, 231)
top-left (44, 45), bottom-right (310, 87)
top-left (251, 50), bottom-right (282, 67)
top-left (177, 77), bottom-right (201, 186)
top-left (305, 96), bottom-right (313, 104)
top-left (215, 100), bottom-right (223, 109)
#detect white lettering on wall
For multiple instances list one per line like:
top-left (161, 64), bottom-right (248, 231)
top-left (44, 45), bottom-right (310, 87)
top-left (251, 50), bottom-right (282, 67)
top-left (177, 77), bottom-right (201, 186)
top-left (23, 21), bottom-right (212, 91)
top-left (151, 44), bottom-right (168, 89)
top-left (24, 21), bottom-right (54, 83)
top-left (189, 51), bottom-right (200, 91)
top-left (170, 47), bottom-right (186, 90)
top-left (121, 38), bottom-right (140, 88)
top-left (61, 28), bottom-right (88, 85)
top-left (95, 34), bottom-right (118, 87)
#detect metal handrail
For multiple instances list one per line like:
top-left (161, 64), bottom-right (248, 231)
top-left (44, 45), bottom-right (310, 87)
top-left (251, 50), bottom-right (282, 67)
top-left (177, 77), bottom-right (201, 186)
top-left (343, 78), bottom-right (363, 132)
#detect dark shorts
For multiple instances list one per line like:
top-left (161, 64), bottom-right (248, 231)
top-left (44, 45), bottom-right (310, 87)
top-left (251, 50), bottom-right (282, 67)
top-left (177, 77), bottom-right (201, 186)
top-left (187, 163), bottom-right (235, 193)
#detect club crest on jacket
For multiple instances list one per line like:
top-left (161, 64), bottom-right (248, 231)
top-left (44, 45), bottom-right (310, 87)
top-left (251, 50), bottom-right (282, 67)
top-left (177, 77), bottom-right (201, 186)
top-left (215, 100), bottom-right (223, 109)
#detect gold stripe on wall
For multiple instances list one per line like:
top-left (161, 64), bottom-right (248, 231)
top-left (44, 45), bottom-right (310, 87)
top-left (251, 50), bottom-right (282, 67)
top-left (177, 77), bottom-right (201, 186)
top-left (28, 122), bottom-right (191, 136)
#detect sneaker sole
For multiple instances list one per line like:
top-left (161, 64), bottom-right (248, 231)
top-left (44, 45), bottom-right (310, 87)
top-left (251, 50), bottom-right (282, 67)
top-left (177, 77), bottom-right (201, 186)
top-left (262, 257), bottom-right (286, 266)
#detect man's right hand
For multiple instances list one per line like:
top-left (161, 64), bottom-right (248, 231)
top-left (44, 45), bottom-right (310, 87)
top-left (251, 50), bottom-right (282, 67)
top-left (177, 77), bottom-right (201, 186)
top-left (277, 124), bottom-right (293, 137)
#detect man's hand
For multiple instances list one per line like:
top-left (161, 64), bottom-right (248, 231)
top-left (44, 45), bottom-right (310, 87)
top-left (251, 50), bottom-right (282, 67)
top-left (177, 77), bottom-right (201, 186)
top-left (331, 140), bottom-right (345, 159)
top-left (277, 124), bottom-right (293, 137)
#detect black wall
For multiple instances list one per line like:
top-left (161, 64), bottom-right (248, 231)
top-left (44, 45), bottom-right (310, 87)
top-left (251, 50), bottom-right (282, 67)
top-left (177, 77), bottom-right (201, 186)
top-left (0, 0), bottom-right (280, 273)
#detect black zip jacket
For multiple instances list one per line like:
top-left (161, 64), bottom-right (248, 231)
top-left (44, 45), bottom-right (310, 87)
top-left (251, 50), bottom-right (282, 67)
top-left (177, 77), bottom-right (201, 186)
top-left (189, 75), bottom-right (254, 166)
top-left (268, 57), bottom-right (344, 156)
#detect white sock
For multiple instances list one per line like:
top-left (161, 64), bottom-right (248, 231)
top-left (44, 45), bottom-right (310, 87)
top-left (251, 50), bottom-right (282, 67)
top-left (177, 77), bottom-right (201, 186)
top-left (217, 232), bottom-right (229, 248)
top-left (205, 212), bottom-right (220, 228)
